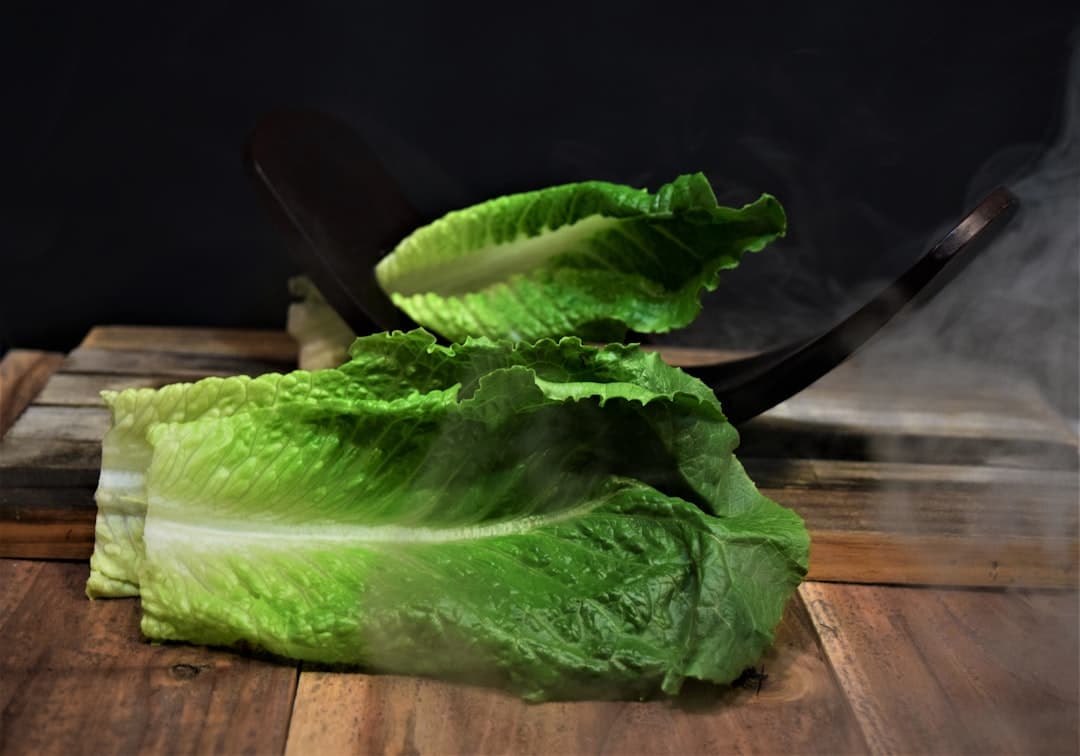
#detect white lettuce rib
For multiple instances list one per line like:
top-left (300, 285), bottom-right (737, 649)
top-left (97, 469), bottom-right (146, 493)
top-left (377, 215), bottom-right (617, 297)
top-left (144, 496), bottom-right (605, 550)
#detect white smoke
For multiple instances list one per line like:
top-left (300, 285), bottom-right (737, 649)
top-left (855, 43), bottom-right (1079, 423)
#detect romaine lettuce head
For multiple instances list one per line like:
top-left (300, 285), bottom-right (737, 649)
top-left (94, 330), bottom-right (808, 700)
top-left (375, 173), bottom-right (785, 343)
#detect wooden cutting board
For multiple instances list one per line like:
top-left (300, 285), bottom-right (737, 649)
top-left (1, 326), bottom-right (1077, 587)
top-left (2, 331), bottom-right (1078, 755)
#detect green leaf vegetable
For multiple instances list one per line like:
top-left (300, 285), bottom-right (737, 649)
top-left (89, 331), bottom-right (808, 700)
top-left (376, 172), bottom-right (785, 343)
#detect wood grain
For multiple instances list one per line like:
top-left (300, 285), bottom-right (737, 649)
top-left (5, 406), bottom-right (111, 443)
top-left (0, 487), bottom-right (96, 559)
top-left (741, 418), bottom-right (1079, 469)
top-left (81, 325), bottom-right (298, 361)
top-left (0, 559), bottom-right (43, 614)
top-left (34, 373), bottom-right (174, 406)
top-left (63, 347), bottom-right (295, 380)
top-left (0, 438), bottom-right (101, 488)
top-left (800, 582), bottom-right (1079, 756)
top-left (807, 531), bottom-right (1078, 587)
top-left (753, 458), bottom-right (1079, 539)
top-left (0, 350), bottom-right (64, 437)
top-left (0, 561), bottom-right (298, 756)
top-left (284, 595), bottom-right (867, 756)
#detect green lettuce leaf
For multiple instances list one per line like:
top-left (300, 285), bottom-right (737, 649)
top-left (126, 331), bottom-right (807, 700)
top-left (375, 173), bottom-right (785, 343)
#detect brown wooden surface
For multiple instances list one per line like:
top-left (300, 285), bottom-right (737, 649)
top-left (800, 581), bottom-right (1079, 755)
top-left (2, 325), bottom-right (1076, 587)
top-left (284, 597), bottom-right (866, 756)
top-left (79, 325), bottom-right (298, 360)
top-left (806, 530), bottom-right (1077, 588)
top-left (2, 328), bottom-right (1078, 755)
top-left (0, 561), bottom-right (298, 756)
top-left (0, 350), bottom-right (65, 437)
top-left (0, 487), bottom-right (95, 559)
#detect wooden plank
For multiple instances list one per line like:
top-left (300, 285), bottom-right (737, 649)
top-left (5, 406), bottom-right (111, 443)
top-left (800, 582), bottom-right (1079, 755)
top-left (62, 347), bottom-right (294, 379)
top-left (283, 595), bottom-right (867, 756)
top-left (740, 417), bottom-right (1079, 469)
top-left (0, 561), bottom-right (298, 755)
top-left (0, 438), bottom-right (101, 488)
top-left (759, 399), bottom-right (1076, 444)
top-left (753, 460), bottom-right (1079, 539)
top-left (34, 373), bottom-right (172, 406)
top-left (81, 325), bottom-right (298, 362)
top-left (806, 531), bottom-right (1078, 587)
top-left (787, 487), bottom-right (1078, 542)
top-left (0, 350), bottom-right (64, 437)
top-left (0, 487), bottom-right (96, 559)
top-left (0, 559), bottom-right (43, 614)
top-left (758, 457), bottom-right (1080, 488)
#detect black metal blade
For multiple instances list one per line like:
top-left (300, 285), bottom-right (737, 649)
top-left (246, 108), bottom-right (422, 334)
top-left (703, 187), bottom-right (1019, 424)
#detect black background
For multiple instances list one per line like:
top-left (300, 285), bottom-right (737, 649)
top-left (3, 1), bottom-right (1078, 355)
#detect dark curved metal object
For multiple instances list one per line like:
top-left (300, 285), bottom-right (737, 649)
top-left (247, 108), bottom-right (422, 335)
top-left (246, 108), bottom-right (1019, 424)
top-left (702, 187), bottom-right (1018, 424)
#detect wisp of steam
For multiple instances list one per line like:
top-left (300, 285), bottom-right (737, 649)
top-left (858, 42), bottom-right (1079, 426)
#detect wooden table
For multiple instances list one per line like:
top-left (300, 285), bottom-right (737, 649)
top-left (1, 328), bottom-right (1077, 755)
